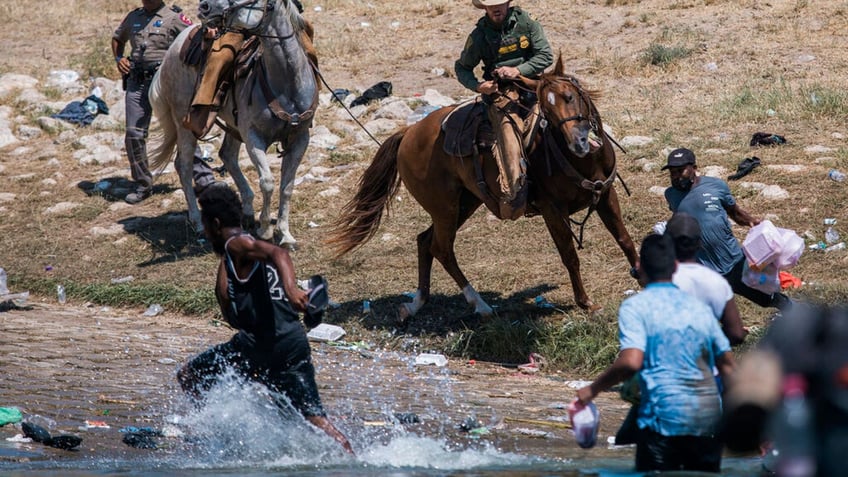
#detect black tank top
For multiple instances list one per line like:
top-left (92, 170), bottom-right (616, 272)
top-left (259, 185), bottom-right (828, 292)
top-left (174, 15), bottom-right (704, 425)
top-left (223, 235), bottom-right (305, 358)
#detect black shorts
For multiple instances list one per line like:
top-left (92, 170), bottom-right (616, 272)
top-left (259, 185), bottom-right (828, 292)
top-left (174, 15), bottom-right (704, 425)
top-left (635, 427), bottom-right (722, 473)
top-left (184, 339), bottom-right (326, 418)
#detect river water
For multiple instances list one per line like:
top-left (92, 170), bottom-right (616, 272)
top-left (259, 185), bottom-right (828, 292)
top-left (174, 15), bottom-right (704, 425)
top-left (0, 304), bottom-right (762, 475)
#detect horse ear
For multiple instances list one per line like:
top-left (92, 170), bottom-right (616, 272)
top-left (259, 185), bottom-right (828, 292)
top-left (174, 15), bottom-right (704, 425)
top-left (554, 52), bottom-right (565, 75)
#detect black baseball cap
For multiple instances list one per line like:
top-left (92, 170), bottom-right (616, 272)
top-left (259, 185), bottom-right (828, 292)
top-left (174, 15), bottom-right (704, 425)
top-left (661, 148), bottom-right (697, 170)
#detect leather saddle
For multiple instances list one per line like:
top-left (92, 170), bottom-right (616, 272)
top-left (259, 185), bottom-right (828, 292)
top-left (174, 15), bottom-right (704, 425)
top-left (179, 26), bottom-right (210, 66)
top-left (441, 98), bottom-right (487, 158)
top-left (233, 36), bottom-right (261, 80)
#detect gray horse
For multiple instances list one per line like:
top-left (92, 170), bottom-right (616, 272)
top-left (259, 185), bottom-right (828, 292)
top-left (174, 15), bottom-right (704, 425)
top-left (148, 0), bottom-right (318, 246)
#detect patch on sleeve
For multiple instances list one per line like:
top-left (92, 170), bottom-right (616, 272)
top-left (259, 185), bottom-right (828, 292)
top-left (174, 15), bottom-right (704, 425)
top-left (179, 13), bottom-right (193, 25)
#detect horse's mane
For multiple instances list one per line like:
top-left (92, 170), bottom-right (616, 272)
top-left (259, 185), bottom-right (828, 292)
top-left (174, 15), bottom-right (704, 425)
top-left (281, 0), bottom-right (307, 37)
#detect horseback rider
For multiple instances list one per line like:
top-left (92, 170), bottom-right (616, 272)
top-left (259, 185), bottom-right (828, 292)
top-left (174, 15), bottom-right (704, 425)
top-left (183, 0), bottom-right (317, 139)
top-left (454, 0), bottom-right (553, 219)
top-left (113, 0), bottom-right (194, 204)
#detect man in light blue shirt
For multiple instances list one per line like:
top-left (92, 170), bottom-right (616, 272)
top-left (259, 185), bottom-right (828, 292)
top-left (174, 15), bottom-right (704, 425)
top-left (577, 234), bottom-right (736, 472)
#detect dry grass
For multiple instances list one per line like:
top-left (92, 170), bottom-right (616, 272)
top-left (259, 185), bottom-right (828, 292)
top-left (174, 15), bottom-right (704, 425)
top-left (1, 0), bottom-right (848, 374)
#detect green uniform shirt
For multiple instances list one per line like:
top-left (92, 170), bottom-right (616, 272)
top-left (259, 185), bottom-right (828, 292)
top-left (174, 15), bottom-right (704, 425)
top-left (454, 7), bottom-right (553, 93)
top-left (113, 4), bottom-right (193, 68)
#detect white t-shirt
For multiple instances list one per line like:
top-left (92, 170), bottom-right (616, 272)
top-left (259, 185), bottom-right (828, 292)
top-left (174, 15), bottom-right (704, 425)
top-left (672, 262), bottom-right (734, 319)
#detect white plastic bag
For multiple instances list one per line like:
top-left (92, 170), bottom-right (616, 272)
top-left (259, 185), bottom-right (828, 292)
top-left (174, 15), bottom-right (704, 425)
top-left (742, 220), bottom-right (783, 269)
top-left (741, 261), bottom-right (781, 294)
top-left (568, 400), bottom-right (600, 449)
top-left (774, 227), bottom-right (804, 270)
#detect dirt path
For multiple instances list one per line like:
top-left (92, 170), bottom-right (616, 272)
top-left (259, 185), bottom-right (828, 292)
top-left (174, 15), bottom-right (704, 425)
top-left (0, 302), bottom-right (634, 467)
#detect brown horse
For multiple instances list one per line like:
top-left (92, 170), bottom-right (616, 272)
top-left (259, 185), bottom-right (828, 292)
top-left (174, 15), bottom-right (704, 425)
top-left (328, 56), bottom-right (638, 319)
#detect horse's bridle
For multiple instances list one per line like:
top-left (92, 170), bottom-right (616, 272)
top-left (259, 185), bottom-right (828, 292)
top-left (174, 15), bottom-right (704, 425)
top-left (537, 75), bottom-right (622, 249)
top-left (215, 0), bottom-right (277, 34)
top-left (548, 76), bottom-right (599, 132)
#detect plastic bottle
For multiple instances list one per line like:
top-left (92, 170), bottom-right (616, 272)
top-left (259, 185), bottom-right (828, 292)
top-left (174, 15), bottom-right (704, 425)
top-left (809, 241), bottom-right (827, 251)
top-left (825, 226), bottom-right (840, 244)
top-left (825, 242), bottom-right (845, 253)
top-left (828, 169), bottom-right (846, 182)
top-left (769, 374), bottom-right (816, 477)
top-left (0, 267), bottom-right (8, 295)
top-left (56, 285), bottom-right (66, 304)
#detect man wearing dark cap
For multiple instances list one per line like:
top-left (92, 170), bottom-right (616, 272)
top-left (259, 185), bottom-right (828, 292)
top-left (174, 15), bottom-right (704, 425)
top-left (663, 148), bottom-right (791, 310)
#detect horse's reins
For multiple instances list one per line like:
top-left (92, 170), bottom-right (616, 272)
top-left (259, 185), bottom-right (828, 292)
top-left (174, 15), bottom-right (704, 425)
top-left (312, 66), bottom-right (383, 148)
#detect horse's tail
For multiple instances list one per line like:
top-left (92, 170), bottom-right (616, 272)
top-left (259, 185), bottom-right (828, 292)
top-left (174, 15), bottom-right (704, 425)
top-left (327, 129), bottom-right (407, 258)
top-left (146, 69), bottom-right (178, 174)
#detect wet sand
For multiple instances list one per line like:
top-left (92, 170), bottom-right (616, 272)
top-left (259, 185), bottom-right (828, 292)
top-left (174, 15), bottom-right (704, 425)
top-left (0, 302), bottom-right (637, 469)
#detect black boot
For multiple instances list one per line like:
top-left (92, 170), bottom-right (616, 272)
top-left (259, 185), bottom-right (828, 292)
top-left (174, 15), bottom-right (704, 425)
top-left (125, 138), bottom-right (153, 204)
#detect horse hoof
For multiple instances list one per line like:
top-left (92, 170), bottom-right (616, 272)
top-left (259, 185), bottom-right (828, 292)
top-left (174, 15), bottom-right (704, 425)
top-left (399, 303), bottom-right (414, 320)
top-left (578, 301), bottom-right (602, 314)
top-left (475, 305), bottom-right (494, 317)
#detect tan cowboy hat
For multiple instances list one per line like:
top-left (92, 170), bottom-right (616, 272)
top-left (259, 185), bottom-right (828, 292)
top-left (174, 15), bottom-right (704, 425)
top-left (472, 0), bottom-right (510, 8)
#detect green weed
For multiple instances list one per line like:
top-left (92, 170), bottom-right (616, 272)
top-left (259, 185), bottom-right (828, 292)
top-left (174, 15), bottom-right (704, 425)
top-left (641, 43), bottom-right (693, 66)
top-left (71, 33), bottom-right (119, 81)
top-left (18, 277), bottom-right (218, 316)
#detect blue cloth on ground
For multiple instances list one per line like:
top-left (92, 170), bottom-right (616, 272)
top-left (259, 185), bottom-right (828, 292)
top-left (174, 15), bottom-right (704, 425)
top-left (51, 95), bottom-right (110, 126)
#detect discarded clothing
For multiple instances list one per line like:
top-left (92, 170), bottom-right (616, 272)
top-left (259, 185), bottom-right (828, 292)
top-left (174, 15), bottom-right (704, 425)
top-left (331, 88), bottom-right (350, 103)
top-left (750, 132), bottom-right (786, 147)
top-left (350, 81), bottom-right (392, 107)
top-left (123, 431), bottom-right (158, 449)
top-left (21, 421), bottom-right (82, 450)
top-left (779, 271), bottom-right (802, 290)
top-left (0, 407), bottom-right (22, 426)
top-left (119, 426), bottom-right (162, 436)
top-left (728, 156), bottom-right (761, 180)
top-left (51, 94), bottom-right (110, 126)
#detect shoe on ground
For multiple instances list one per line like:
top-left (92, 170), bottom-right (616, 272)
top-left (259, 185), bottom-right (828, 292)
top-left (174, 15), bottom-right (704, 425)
top-left (125, 187), bottom-right (151, 204)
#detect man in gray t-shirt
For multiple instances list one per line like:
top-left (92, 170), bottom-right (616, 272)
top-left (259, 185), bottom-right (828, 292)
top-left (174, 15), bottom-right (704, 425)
top-left (663, 148), bottom-right (790, 310)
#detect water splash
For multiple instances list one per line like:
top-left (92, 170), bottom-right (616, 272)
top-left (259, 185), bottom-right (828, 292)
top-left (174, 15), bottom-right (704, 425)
top-left (358, 435), bottom-right (540, 469)
top-left (174, 368), bottom-right (351, 469)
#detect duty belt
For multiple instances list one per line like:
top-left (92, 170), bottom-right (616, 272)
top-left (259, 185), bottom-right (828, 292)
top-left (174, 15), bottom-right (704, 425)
top-left (129, 62), bottom-right (161, 82)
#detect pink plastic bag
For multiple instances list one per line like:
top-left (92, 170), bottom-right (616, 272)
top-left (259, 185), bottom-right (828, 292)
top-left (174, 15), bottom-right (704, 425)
top-left (742, 220), bottom-right (782, 268)
top-left (568, 399), bottom-right (600, 448)
top-left (774, 227), bottom-right (804, 270)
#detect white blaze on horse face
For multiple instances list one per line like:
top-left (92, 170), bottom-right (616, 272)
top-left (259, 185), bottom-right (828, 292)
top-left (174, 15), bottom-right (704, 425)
top-left (547, 91), bottom-right (557, 107)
